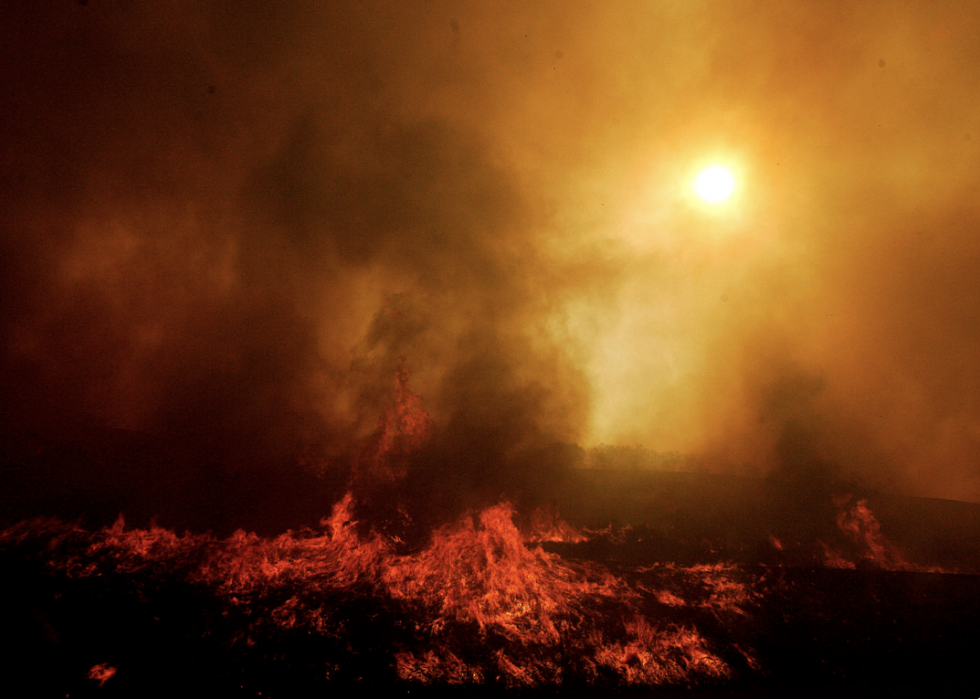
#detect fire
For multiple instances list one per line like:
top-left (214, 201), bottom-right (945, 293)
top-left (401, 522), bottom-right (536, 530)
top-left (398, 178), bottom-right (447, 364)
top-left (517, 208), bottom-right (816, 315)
top-left (822, 495), bottom-right (922, 572)
top-left (592, 617), bottom-right (730, 685)
top-left (525, 503), bottom-right (590, 544)
top-left (87, 663), bottom-right (117, 687)
top-left (0, 355), bottom-right (953, 693)
top-left (28, 371), bottom-right (974, 690)
top-left (3, 493), bottom-right (747, 690)
top-left (357, 361), bottom-right (433, 486)
top-left (6, 481), bottom-right (974, 693)
top-left (384, 502), bottom-right (583, 642)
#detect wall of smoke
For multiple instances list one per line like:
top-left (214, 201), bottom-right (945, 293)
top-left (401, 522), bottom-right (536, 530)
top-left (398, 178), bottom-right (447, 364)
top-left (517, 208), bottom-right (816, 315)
top-left (3, 1), bottom-right (980, 514)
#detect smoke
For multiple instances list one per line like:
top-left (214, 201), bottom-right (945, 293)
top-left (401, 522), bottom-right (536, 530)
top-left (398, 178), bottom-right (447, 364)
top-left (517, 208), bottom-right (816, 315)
top-left (2, 0), bottom-right (980, 525)
top-left (0, 0), bottom-right (592, 524)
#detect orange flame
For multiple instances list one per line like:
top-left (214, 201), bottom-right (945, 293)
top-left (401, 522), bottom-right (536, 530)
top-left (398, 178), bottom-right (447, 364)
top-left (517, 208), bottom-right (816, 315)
top-left (1, 383), bottom-right (755, 689)
top-left (524, 504), bottom-right (589, 544)
top-left (358, 362), bottom-right (432, 485)
top-left (5, 494), bottom-right (750, 688)
top-left (87, 663), bottom-right (117, 687)
top-left (823, 496), bottom-right (930, 571)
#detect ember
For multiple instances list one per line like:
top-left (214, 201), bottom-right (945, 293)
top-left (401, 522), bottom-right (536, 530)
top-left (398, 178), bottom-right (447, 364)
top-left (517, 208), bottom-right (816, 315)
top-left (86, 662), bottom-right (116, 687)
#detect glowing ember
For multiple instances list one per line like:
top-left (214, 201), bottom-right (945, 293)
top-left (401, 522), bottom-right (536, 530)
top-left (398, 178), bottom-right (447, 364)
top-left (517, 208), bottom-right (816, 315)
top-left (87, 663), bottom-right (117, 687)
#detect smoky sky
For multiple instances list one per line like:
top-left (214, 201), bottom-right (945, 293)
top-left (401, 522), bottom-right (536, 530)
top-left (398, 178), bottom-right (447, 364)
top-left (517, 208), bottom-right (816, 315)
top-left (3, 1), bottom-right (980, 509)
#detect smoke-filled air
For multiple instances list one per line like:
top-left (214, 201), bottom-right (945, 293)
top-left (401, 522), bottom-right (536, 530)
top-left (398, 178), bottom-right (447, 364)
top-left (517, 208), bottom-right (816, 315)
top-left (4, 1), bottom-right (980, 531)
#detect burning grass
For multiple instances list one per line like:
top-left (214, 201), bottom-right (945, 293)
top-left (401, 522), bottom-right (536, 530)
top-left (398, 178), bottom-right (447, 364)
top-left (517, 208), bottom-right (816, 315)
top-left (820, 495), bottom-right (942, 572)
top-left (1, 493), bottom-right (747, 692)
top-left (4, 491), bottom-right (976, 695)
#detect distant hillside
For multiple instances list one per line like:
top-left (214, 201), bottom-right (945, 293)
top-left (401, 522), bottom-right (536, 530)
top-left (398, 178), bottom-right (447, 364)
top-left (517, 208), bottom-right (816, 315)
top-left (550, 468), bottom-right (980, 571)
top-left (4, 422), bottom-right (980, 571)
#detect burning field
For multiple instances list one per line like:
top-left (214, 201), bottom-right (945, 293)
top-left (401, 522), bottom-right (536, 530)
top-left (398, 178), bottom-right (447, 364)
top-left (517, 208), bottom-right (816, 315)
top-left (6, 2), bottom-right (980, 697)
top-left (3, 497), bottom-right (745, 694)
top-left (3, 415), bottom-right (980, 698)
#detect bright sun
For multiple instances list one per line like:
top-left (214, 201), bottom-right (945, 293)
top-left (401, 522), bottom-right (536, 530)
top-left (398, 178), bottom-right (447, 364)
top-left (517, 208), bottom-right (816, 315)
top-left (694, 166), bottom-right (735, 203)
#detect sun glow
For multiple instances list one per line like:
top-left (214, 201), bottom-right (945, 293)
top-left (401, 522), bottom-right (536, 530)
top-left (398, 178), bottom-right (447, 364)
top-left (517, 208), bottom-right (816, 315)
top-left (694, 166), bottom-right (735, 202)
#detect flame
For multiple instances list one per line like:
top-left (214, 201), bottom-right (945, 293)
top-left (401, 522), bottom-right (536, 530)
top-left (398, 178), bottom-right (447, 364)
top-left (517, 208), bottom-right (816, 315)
top-left (591, 616), bottom-right (730, 685)
top-left (822, 495), bottom-right (942, 572)
top-left (357, 362), bottom-right (433, 485)
top-left (384, 502), bottom-right (585, 642)
top-left (378, 501), bottom-right (736, 686)
top-left (87, 663), bottom-right (117, 687)
top-left (3, 494), bottom-right (748, 689)
top-left (395, 649), bottom-right (481, 684)
top-left (1, 381), bottom-right (750, 689)
top-left (635, 562), bottom-right (758, 616)
top-left (524, 504), bottom-right (589, 544)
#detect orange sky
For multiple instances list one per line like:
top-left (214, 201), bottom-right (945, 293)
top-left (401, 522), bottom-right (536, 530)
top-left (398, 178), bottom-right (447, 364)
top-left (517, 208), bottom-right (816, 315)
top-left (3, 1), bottom-right (980, 503)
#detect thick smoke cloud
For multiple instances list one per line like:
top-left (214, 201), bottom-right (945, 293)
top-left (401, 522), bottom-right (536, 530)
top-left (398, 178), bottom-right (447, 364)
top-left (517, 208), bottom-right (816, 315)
top-left (3, 0), bottom-right (980, 526)
top-left (0, 0), bottom-right (591, 525)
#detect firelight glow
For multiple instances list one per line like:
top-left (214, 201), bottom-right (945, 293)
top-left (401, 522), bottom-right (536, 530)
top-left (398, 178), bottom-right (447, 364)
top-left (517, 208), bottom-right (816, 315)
top-left (694, 166), bottom-right (735, 202)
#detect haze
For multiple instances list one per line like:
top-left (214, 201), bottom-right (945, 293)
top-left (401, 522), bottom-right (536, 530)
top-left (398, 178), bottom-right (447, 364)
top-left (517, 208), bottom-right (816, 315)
top-left (3, 1), bottom-right (980, 512)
